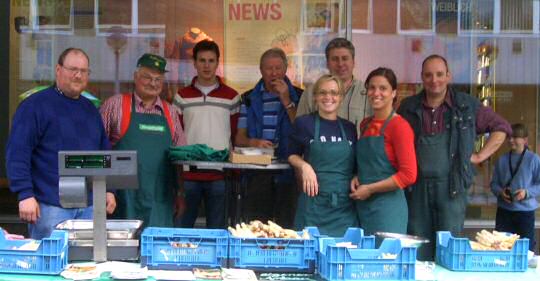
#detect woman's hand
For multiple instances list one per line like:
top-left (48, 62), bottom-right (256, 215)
top-left (350, 176), bottom-right (360, 193)
top-left (301, 163), bottom-right (319, 197)
top-left (350, 184), bottom-right (373, 200)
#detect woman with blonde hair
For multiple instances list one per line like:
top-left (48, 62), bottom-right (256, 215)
top-left (288, 74), bottom-right (357, 236)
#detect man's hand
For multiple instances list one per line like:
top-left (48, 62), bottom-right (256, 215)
top-left (249, 138), bottom-right (274, 148)
top-left (301, 162), bottom-right (318, 197)
top-left (269, 79), bottom-right (291, 107)
top-left (19, 197), bottom-right (40, 224)
top-left (175, 195), bottom-right (186, 218)
top-left (513, 189), bottom-right (527, 201)
top-left (106, 192), bottom-right (116, 215)
top-left (501, 188), bottom-right (513, 203)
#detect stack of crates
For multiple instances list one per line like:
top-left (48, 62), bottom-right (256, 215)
top-left (0, 230), bottom-right (69, 275)
top-left (436, 231), bottom-right (529, 272)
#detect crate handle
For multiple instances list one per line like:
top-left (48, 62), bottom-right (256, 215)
top-left (254, 238), bottom-right (292, 249)
top-left (167, 235), bottom-right (203, 248)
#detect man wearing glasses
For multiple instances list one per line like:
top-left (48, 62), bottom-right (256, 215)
top-left (101, 53), bottom-right (187, 227)
top-left (7, 48), bottom-right (116, 239)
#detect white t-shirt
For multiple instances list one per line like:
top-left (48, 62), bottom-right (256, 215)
top-left (195, 82), bottom-right (219, 95)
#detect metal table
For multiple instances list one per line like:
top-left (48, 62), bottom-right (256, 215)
top-left (173, 160), bottom-right (291, 226)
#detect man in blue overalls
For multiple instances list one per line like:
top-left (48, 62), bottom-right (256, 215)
top-left (397, 55), bottom-right (511, 260)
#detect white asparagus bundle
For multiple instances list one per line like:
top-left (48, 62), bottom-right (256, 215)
top-left (469, 229), bottom-right (520, 250)
top-left (228, 220), bottom-right (310, 239)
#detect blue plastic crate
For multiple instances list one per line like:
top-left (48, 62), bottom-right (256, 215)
top-left (228, 227), bottom-right (319, 272)
top-left (141, 227), bottom-right (228, 269)
top-left (436, 231), bottom-right (529, 272)
top-left (0, 230), bottom-right (68, 275)
top-left (315, 228), bottom-right (376, 273)
top-left (318, 237), bottom-right (416, 281)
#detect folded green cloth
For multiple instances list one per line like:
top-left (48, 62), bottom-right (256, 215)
top-left (169, 144), bottom-right (229, 162)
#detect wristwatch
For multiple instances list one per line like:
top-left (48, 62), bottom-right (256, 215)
top-left (286, 102), bottom-right (295, 110)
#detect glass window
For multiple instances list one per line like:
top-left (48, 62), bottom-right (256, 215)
top-left (399, 0), bottom-right (434, 33)
top-left (459, 0), bottom-right (494, 32)
top-left (96, 0), bottom-right (132, 33)
top-left (137, 0), bottom-right (166, 34)
top-left (36, 0), bottom-right (72, 32)
top-left (6, 0), bottom-right (540, 232)
top-left (501, 0), bottom-right (533, 33)
top-left (352, 0), bottom-right (371, 33)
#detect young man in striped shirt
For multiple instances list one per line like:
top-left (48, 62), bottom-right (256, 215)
top-left (174, 40), bottom-right (240, 228)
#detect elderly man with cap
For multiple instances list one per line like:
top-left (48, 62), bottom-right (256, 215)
top-left (101, 53), bottom-right (187, 227)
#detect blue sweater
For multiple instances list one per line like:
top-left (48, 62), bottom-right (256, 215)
top-left (6, 86), bottom-right (110, 207)
top-left (490, 149), bottom-right (540, 211)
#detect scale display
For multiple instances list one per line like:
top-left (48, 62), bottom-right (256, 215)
top-left (65, 154), bottom-right (112, 169)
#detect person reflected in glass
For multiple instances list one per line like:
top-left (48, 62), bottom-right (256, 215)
top-left (350, 67), bottom-right (417, 236)
top-left (289, 74), bottom-right (357, 236)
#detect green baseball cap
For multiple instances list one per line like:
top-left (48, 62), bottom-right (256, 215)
top-left (136, 53), bottom-right (168, 73)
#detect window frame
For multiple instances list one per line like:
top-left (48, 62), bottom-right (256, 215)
top-left (94, 0), bottom-right (165, 38)
top-left (397, 0), bottom-right (436, 35)
top-left (351, 0), bottom-right (372, 34)
top-left (20, 0), bottom-right (75, 35)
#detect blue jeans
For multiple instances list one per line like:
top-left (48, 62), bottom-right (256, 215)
top-left (495, 207), bottom-right (536, 251)
top-left (177, 180), bottom-right (226, 228)
top-left (28, 202), bottom-right (93, 239)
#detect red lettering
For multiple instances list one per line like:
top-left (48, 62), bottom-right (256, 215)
top-left (270, 3), bottom-right (282, 20)
top-left (228, 2), bottom-right (282, 21)
top-left (229, 3), bottom-right (241, 20)
top-left (242, 3), bottom-right (252, 20)
top-left (253, 3), bottom-right (270, 20)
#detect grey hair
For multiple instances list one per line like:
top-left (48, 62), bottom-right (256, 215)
top-left (259, 48), bottom-right (288, 69)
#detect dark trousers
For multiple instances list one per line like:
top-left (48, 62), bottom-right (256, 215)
top-left (243, 174), bottom-right (298, 229)
top-left (495, 207), bottom-right (536, 252)
top-left (406, 179), bottom-right (467, 261)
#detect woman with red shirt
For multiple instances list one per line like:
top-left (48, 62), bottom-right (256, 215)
top-left (350, 67), bottom-right (417, 235)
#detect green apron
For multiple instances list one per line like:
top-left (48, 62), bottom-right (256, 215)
top-left (294, 115), bottom-right (357, 237)
top-left (407, 113), bottom-right (466, 261)
top-left (113, 94), bottom-right (176, 227)
top-left (355, 112), bottom-right (408, 235)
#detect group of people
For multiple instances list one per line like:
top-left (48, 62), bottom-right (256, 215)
top-left (6, 37), bottom-right (539, 261)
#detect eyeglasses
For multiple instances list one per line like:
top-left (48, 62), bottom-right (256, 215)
top-left (316, 90), bottom-right (340, 97)
top-left (139, 74), bottom-right (164, 84)
top-left (62, 65), bottom-right (91, 76)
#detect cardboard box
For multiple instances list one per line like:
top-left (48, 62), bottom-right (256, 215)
top-left (229, 151), bottom-right (272, 165)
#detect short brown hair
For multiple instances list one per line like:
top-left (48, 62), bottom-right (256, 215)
top-left (511, 123), bottom-right (528, 138)
top-left (325, 37), bottom-right (355, 61)
top-left (58, 48), bottom-right (89, 66)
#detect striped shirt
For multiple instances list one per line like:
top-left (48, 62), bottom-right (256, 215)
top-left (238, 90), bottom-right (281, 142)
top-left (100, 93), bottom-right (187, 146)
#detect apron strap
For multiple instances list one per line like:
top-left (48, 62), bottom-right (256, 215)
top-left (379, 110), bottom-right (395, 134)
top-left (337, 119), bottom-right (348, 141)
top-left (121, 93), bottom-right (175, 139)
top-left (315, 114), bottom-right (349, 143)
top-left (360, 110), bottom-right (395, 136)
top-left (314, 114), bottom-right (321, 140)
top-left (120, 94), bottom-right (133, 139)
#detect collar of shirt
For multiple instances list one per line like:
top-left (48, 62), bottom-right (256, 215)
top-left (421, 88), bottom-right (453, 110)
top-left (133, 93), bottom-right (164, 111)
